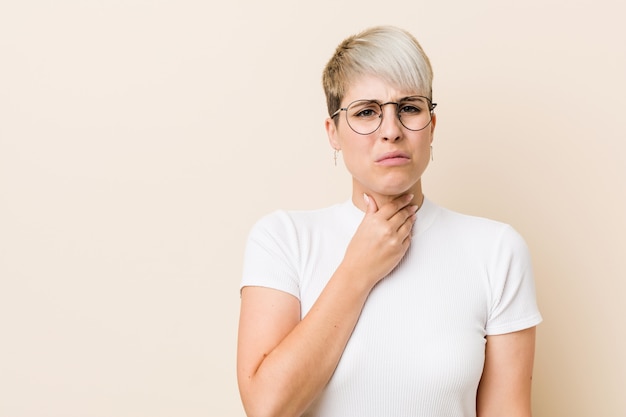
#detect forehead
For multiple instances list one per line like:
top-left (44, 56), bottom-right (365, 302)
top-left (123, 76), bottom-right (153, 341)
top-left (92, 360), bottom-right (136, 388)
top-left (343, 74), bottom-right (423, 103)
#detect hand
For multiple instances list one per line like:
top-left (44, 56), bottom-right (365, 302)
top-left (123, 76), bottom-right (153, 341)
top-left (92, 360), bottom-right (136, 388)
top-left (340, 193), bottom-right (418, 289)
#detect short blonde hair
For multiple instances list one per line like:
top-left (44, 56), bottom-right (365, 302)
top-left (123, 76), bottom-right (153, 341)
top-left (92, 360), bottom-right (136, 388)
top-left (322, 25), bottom-right (434, 118)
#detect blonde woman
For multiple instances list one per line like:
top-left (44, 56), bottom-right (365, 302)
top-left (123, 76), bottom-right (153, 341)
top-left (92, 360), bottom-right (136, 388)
top-left (237, 25), bottom-right (542, 417)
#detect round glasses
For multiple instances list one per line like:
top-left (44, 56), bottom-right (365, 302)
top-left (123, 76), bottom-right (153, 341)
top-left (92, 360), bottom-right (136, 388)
top-left (331, 96), bottom-right (437, 135)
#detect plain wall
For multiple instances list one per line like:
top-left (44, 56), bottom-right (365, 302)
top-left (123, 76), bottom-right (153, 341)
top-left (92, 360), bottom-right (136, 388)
top-left (1, 1), bottom-right (624, 416)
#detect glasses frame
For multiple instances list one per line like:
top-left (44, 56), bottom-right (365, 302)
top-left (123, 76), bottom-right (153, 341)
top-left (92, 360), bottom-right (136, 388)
top-left (331, 95), bottom-right (437, 135)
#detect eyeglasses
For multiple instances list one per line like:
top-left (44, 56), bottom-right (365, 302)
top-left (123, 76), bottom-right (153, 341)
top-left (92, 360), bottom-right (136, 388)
top-left (331, 96), bottom-right (437, 135)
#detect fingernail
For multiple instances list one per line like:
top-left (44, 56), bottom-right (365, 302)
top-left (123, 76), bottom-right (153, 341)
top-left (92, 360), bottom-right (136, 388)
top-left (363, 193), bottom-right (370, 205)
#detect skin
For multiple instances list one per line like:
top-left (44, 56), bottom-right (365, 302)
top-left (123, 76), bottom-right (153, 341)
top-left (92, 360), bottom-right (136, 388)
top-left (237, 74), bottom-right (536, 417)
top-left (326, 74), bottom-right (435, 210)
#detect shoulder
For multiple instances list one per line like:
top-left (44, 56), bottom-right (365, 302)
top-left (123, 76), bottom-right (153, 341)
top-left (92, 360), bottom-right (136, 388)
top-left (429, 202), bottom-right (529, 255)
top-left (438, 204), bottom-right (505, 229)
top-left (435, 205), bottom-right (533, 279)
top-left (248, 202), bottom-right (351, 240)
top-left (436, 203), bottom-right (512, 231)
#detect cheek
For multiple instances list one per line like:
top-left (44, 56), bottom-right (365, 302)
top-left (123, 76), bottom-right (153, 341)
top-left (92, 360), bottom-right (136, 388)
top-left (336, 128), bottom-right (368, 153)
top-left (415, 133), bottom-right (428, 144)
top-left (340, 140), bottom-right (370, 163)
top-left (340, 147), bottom-right (372, 178)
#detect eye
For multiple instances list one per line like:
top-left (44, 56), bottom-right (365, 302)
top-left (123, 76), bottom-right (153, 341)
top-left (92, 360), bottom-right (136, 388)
top-left (355, 108), bottom-right (378, 118)
top-left (399, 102), bottom-right (424, 114)
top-left (349, 101), bottom-right (381, 118)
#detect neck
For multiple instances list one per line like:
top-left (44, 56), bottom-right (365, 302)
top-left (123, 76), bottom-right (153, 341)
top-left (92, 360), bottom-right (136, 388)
top-left (352, 181), bottom-right (424, 212)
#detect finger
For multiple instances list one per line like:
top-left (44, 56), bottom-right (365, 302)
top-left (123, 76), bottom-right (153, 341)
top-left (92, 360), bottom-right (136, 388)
top-left (363, 193), bottom-right (379, 214)
top-left (386, 201), bottom-right (419, 227)
top-left (378, 194), bottom-right (414, 219)
top-left (398, 212), bottom-right (417, 236)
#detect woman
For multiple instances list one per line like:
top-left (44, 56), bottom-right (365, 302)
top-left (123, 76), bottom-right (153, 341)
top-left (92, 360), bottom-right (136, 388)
top-left (237, 25), bottom-right (542, 417)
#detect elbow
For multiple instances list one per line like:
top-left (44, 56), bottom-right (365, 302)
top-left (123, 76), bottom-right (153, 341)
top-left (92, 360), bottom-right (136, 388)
top-left (239, 387), bottom-right (288, 417)
top-left (241, 401), bottom-right (289, 417)
top-left (240, 388), bottom-right (302, 417)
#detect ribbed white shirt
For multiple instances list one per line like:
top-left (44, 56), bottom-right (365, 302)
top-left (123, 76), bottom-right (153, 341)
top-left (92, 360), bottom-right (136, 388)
top-left (241, 198), bottom-right (542, 417)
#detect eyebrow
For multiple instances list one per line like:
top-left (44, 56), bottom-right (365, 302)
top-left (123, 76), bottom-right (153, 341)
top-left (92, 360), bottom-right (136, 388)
top-left (361, 95), bottom-right (425, 103)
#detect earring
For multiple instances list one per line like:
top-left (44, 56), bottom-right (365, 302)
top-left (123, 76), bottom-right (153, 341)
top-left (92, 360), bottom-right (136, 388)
top-left (333, 149), bottom-right (339, 166)
top-left (430, 145), bottom-right (434, 162)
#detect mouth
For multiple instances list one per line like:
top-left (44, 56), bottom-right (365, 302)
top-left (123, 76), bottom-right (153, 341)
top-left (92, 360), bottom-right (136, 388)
top-left (375, 151), bottom-right (411, 165)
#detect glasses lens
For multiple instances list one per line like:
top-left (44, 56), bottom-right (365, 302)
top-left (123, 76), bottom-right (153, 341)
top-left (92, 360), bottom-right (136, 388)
top-left (345, 97), bottom-right (433, 134)
top-left (346, 100), bottom-right (383, 135)
top-left (396, 97), bottom-right (433, 132)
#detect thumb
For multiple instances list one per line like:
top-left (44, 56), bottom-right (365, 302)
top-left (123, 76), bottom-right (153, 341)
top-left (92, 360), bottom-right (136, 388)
top-left (363, 193), bottom-right (378, 214)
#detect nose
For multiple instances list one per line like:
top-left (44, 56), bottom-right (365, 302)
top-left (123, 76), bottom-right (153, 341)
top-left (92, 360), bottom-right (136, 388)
top-left (378, 103), bottom-right (402, 141)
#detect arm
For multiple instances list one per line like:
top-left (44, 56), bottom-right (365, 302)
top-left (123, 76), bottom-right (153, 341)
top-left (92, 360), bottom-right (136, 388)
top-left (237, 194), bottom-right (417, 417)
top-left (476, 326), bottom-right (537, 417)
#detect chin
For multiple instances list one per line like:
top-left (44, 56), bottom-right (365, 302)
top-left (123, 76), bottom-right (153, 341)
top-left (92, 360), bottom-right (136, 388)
top-left (354, 172), bottom-right (422, 197)
top-left (370, 183), bottom-right (416, 197)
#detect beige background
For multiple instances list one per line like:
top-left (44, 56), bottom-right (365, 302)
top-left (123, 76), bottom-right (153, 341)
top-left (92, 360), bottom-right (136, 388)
top-left (1, 1), bottom-right (624, 416)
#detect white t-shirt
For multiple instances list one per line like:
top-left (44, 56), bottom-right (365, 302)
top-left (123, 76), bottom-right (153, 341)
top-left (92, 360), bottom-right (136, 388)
top-left (241, 198), bottom-right (542, 417)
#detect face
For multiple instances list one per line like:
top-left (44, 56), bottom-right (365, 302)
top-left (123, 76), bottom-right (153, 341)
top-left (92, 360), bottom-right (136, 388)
top-left (326, 74), bottom-right (436, 199)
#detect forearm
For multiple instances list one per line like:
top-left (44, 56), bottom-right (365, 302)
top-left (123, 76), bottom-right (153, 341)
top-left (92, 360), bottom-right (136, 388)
top-left (239, 194), bottom-right (416, 417)
top-left (240, 266), bottom-right (372, 417)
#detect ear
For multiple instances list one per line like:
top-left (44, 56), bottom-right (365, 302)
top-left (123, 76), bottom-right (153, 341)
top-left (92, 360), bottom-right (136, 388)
top-left (429, 112), bottom-right (437, 144)
top-left (325, 117), bottom-right (341, 150)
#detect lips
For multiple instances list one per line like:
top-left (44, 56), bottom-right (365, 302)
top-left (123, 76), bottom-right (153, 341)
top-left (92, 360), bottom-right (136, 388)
top-left (375, 151), bottom-right (410, 163)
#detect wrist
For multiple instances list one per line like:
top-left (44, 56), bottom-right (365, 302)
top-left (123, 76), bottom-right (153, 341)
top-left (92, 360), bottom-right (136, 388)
top-left (333, 262), bottom-right (379, 296)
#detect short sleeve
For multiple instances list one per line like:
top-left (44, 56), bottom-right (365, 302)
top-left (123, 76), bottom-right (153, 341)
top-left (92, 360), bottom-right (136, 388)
top-left (240, 211), bottom-right (301, 299)
top-left (486, 225), bottom-right (543, 335)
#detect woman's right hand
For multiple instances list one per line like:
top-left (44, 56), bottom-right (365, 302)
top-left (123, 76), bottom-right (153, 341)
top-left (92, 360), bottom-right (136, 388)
top-left (339, 193), bottom-right (418, 289)
top-left (237, 193), bottom-right (418, 417)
